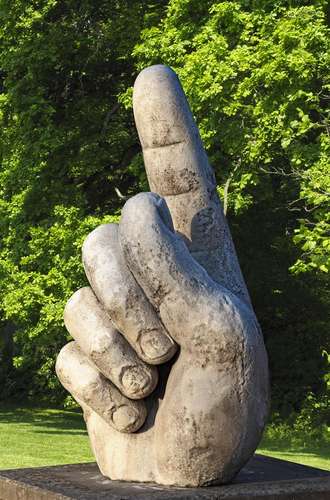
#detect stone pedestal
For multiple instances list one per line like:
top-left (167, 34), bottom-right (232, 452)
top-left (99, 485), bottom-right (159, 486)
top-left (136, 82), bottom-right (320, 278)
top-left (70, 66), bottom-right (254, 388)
top-left (0, 454), bottom-right (329, 499)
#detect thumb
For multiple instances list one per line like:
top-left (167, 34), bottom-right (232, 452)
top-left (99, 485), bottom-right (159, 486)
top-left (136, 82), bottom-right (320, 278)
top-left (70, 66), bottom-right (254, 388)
top-left (119, 192), bottom-right (240, 347)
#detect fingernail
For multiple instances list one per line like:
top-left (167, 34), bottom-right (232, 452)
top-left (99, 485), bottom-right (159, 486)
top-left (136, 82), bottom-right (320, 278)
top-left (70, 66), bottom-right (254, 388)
top-left (140, 330), bottom-right (176, 362)
top-left (111, 405), bottom-right (140, 432)
top-left (121, 365), bottom-right (157, 398)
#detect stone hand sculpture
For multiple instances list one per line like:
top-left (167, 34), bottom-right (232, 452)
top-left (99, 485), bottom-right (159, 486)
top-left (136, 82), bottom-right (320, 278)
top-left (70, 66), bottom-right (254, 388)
top-left (56, 65), bottom-right (269, 487)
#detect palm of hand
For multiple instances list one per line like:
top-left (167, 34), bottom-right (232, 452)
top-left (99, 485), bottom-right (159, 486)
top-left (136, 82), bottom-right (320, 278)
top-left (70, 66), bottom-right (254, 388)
top-left (56, 66), bottom-right (269, 487)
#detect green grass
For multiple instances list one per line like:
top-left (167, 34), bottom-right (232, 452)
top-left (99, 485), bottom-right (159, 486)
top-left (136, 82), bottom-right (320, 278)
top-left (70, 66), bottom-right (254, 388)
top-left (0, 405), bottom-right (93, 469)
top-left (0, 404), bottom-right (329, 471)
top-left (258, 427), bottom-right (330, 471)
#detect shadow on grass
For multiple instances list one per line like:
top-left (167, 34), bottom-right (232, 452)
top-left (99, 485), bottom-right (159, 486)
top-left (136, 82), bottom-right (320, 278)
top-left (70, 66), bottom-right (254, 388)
top-left (0, 404), bottom-right (87, 436)
top-left (259, 434), bottom-right (330, 467)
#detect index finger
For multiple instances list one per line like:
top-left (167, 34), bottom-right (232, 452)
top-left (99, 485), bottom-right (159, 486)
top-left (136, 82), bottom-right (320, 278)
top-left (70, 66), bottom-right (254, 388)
top-left (133, 65), bottom-right (217, 254)
top-left (133, 65), bottom-right (250, 304)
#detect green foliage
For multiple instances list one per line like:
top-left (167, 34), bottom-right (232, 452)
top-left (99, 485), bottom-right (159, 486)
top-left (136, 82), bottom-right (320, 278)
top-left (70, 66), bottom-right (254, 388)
top-left (291, 135), bottom-right (330, 273)
top-left (264, 391), bottom-right (329, 450)
top-left (1, 204), bottom-right (118, 399)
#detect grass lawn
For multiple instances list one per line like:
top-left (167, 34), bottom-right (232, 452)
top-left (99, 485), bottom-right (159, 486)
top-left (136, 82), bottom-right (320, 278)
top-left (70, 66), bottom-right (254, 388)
top-left (0, 404), bottom-right (329, 471)
top-left (0, 405), bottom-right (93, 469)
top-left (258, 436), bottom-right (330, 472)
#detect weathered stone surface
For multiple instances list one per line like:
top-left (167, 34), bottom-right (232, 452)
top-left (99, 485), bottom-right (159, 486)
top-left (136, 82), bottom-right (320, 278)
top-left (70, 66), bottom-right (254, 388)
top-left (82, 224), bottom-right (176, 365)
top-left (56, 65), bottom-right (270, 486)
top-left (1, 456), bottom-right (330, 499)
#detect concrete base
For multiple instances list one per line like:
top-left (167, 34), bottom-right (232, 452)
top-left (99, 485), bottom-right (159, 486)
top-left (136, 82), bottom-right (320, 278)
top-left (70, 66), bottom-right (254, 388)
top-left (0, 455), bottom-right (329, 499)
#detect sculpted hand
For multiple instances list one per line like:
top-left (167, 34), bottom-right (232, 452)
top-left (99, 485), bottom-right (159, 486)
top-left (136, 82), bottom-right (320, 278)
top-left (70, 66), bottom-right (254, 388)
top-left (56, 66), bottom-right (269, 487)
